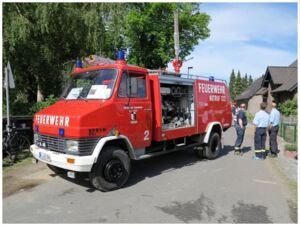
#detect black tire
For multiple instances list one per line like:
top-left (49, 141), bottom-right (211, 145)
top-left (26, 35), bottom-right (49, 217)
top-left (47, 164), bottom-right (66, 175)
top-left (8, 134), bottom-right (31, 161)
top-left (90, 146), bottom-right (130, 192)
top-left (3, 133), bottom-right (8, 159)
top-left (204, 132), bottom-right (221, 160)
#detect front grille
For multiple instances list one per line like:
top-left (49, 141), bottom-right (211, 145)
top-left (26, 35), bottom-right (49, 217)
top-left (36, 134), bottom-right (99, 156)
top-left (37, 134), bottom-right (65, 153)
top-left (77, 138), bottom-right (99, 155)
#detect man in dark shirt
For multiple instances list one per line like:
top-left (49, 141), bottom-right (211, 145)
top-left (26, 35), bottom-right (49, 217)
top-left (234, 103), bottom-right (248, 155)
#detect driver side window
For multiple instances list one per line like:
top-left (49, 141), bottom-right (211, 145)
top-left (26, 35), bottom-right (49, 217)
top-left (118, 72), bottom-right (128, 97)
top-left (118, 71), bottom-right (146, 98)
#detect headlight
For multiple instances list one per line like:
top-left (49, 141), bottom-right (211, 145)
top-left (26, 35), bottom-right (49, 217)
top-left (34, 134), bottom-right (39, 144)
top-left (66, 140), bottom-right (79, 152)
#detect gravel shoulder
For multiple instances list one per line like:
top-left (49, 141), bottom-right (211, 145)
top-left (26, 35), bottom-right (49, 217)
top-left (3, 157), bottom-right (54, 198)
top-left (245, 124), bottom-right (298, 223)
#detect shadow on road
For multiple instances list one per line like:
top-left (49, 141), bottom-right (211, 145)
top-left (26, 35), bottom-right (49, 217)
top-left (125, 150), bottom-right (205, 188)
top-left (52, 171), bottom-right (95, 192)
top-left (52, 145), bottom-right (250, 192)
top-left (52, 150), bottom-right (206, 192)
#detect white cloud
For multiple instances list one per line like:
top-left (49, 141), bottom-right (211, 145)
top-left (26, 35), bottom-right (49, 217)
top-left (204, 4), bottom-right (297, 44)
top-left (168, 3), bottom-right (297, 82)
top-left (169, 43), bottom-right (296, 82)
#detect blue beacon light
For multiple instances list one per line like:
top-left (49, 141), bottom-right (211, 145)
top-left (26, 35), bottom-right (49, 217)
top-left (209, 76), bottom-right (215, 82)
top-left (116, 50), bottom-right (125, 61)
top-left (59, 128), bottom-right (65, 137)
top-left (76, 59), bottom-right (83, 68)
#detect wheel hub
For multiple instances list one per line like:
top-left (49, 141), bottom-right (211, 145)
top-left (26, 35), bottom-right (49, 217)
top-left (104, 159), bottom-right (125, 182)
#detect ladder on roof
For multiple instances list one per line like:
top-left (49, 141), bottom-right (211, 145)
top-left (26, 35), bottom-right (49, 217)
top-left (148, 69), bottom-right (227, 84)
top-left (83, 55), bottom-right (115, 66)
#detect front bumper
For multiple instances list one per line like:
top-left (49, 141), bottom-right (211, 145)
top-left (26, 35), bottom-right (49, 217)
top-left (30, 144), bottom-right (96, 172)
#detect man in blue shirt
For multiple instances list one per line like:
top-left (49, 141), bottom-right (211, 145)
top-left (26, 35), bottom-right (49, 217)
top-left (253, 102), bottom-right (270, 160)
top-left (268, 101), bottom-right (281, 158)
top-left (234, 103), bottom-right (247, 155)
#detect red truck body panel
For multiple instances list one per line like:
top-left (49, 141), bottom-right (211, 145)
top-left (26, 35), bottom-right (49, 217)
top-left (149, 74), bottom-right (231, 142)
top-left (34, 61), bottom-right (231, 151)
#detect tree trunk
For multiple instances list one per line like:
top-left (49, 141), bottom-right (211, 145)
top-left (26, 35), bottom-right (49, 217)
top-left (37, 84), bottom-right (44, 102)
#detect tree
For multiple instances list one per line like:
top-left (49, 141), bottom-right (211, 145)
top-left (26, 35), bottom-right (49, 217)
top-left (235, 70), bottom-right (243, 96)
top-left (242, 73), bottom-right (248, 90)
top-left (124, 3), bottom-right (210, 68)
top-left (3, 3), bottom-right (210, 115)
top-left (279, 99), bottom-right (297, 116)
top-left (3, 3), bottom-right (128, 105)
top-left (248, 75), bottom-right (253, 86)
top-left (229, 69), bottom-right (236, 100)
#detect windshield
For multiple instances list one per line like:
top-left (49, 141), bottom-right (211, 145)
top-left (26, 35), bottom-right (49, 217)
top-left (62, 69), bottom-right (118, 100)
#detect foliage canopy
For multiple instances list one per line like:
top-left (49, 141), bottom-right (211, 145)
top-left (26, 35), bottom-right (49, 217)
top-left (278, 99), bottom-right (297, 116)
top-left (3, 3), bottom-right (210, 115)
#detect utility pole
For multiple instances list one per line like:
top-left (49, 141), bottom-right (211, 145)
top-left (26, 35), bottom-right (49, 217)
top-left (4, 61), bottom-right (15, 132)
top-left (5, 67), bottom-right (10, 131)
top-left (174, 9), bottom-right (180, 61)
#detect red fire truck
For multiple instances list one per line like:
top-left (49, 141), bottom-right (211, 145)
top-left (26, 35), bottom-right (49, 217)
top-left (30, 52), bottom-right (232, 191)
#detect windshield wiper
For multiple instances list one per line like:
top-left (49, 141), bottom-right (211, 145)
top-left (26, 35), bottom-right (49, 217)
top-left (78, 95), bottom-right (88, 102)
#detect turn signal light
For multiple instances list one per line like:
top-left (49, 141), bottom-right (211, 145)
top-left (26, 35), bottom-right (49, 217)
top-left (67, 158), bottom-right (75, 164)
top-left (114, 129), bottom-right (120, 136)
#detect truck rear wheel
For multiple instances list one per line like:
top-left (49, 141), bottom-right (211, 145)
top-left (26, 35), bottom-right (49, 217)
top-left (90, 146), bottom-right (130, 192)
top-left (204, 132), bottom-right (221, 159)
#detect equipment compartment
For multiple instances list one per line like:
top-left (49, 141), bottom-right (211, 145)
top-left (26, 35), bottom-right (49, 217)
top-left (160, 83), bottom-right (195, 130)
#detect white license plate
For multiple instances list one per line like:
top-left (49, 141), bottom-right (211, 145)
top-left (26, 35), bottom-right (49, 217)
top-left (39, 152), bottom-right (51, 162)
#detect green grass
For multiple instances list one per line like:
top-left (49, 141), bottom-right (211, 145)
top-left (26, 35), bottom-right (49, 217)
top-left (3, 152), bottom-right (33, 173)
top-left (246, 111), bottom-right (254, 122)
top-left (284, 143), bottom-right (297, 152)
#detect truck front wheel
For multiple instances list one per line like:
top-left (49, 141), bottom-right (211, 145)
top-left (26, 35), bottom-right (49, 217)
top-left (204, 132), bottom-right (221, 160)
top-left (90, 146), bottom-right (130, 192)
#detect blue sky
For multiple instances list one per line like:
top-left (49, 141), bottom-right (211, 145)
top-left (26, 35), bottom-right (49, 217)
top-left (168, 3), bottom-right (298, 82)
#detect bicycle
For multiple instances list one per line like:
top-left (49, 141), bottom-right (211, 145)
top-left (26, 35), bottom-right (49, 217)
top-left (3, 125), bottom-right (31, 162)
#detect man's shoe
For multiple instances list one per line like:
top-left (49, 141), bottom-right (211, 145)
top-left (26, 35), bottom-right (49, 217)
top-left (234, 147), bottom-right (240, 155)
top-left (269, 153), bottom-right (278, 158)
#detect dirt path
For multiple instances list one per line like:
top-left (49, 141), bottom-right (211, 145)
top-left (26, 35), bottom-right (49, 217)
top-left (3, 158), bottom-right (54, 198)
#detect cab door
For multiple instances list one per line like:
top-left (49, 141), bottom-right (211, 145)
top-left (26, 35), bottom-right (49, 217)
top-left (116, 70), bottom-right (152, 149)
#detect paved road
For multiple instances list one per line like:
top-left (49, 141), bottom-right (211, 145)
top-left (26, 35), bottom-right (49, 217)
top-left (3, 126), bottom-right (296, 223)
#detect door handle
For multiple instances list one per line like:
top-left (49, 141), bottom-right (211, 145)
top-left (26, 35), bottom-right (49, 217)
top-left (144, 108), bottom-right (152, 111)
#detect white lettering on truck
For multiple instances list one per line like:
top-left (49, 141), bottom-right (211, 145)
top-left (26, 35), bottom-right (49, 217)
top-left (198, 83), bottom-right (225, 94)
top-left (35, 114), bottom-right (70, 127)
top-left (198, 83), bottom-right (226, 102)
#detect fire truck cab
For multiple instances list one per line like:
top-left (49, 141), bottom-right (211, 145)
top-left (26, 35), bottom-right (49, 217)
top-left (31, 54), bottom-right (232, 191)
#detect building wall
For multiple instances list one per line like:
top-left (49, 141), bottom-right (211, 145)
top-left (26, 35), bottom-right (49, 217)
top-left (248, 95), bottom-right (263, 115)
top-left (266, 83), bottom-right (274, 112)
